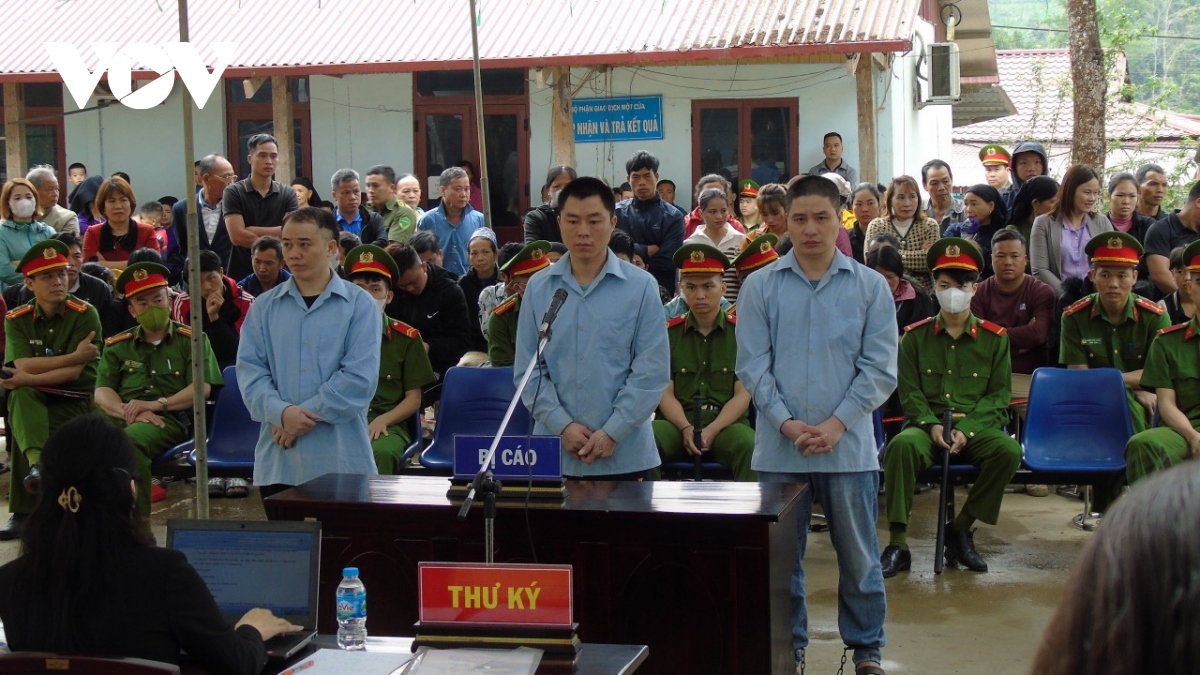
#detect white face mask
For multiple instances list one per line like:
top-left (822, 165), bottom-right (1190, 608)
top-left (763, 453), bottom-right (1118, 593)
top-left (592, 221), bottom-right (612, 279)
top-left (10, 198), bottom-right (35, 220)
top-left (375, 297), bottom-right (388, 313)
top-left (936, 287), bottom-right (974, 315)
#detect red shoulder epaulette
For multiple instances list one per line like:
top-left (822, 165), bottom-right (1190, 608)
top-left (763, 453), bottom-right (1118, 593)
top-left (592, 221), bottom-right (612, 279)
top-left (65, 298), bottom-right (89, 313)
top-left (979, 319), bottom-right (1007, 336)
top-left (4, 304), bottom-right (32, 321)
top-left (725, 311), bottom-right (736, 325)
top-left (666, 315), bottom-right (687, 329)
top-left (492, 295), bottom-right (518, 316)
top-left (1158, 322), bottom-right (1189, 336)
top-left (391, 319), bottom-right (420, 339)
top-left (1063, 296), bottom-right (1093, 317)
top-left (1136, 297), bottom-right (1165, 316)
top-left (903, 316), bottom-right (935, 333)
top-left (104, 331), bottom-right (134, 347)
top-left (176, 325), bottom-right (193, 337)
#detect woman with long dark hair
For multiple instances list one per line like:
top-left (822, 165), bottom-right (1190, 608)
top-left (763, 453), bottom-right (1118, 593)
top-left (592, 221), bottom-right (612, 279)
top-left (522, 165), bottom-right (577, 244)
top-left (1032, 462), bottom-right (1200, 674)
top-left (0, 415), bottom-right (299, 673)
top-left (944, 184), bottom-right (1009, 279)
top-left (1029, 165), bottom-right (1113, 296)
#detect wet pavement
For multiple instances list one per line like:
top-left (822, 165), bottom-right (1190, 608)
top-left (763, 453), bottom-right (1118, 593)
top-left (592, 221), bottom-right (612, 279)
top-left (0, 468), bottom-right (1088, 674)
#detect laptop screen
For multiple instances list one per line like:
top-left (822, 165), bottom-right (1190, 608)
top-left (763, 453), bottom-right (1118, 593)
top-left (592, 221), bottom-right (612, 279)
top-left (167, 520), bottom-right (321, 622)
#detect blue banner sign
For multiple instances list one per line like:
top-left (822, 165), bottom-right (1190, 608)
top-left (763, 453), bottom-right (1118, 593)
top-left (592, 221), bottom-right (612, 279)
top-left (453, 435), bottom-right (563, 481)
top-left (572, 95), bottom-right (664, 143)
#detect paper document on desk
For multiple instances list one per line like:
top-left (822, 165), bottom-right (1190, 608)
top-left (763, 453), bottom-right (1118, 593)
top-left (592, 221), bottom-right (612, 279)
top-left (403, 647), bottom-right (542, 675)
top-left (276, 649), bottom-right (412, 675)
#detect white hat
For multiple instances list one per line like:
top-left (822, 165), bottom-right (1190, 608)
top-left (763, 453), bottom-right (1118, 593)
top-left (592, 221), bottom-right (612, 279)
top-left (821, 173), bottom-right (852, 198)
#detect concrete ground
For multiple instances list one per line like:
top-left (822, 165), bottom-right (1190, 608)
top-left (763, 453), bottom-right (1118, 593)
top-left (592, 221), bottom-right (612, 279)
top-left (0, 467), bottom-right (1089, 674)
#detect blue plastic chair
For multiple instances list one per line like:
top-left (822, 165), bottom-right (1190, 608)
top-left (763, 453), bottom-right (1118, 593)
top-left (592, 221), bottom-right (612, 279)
top-left (420, 367), bottom-right (531, 473)
top-left (184, 366), bottom-right (259, 477)
top-left (1021, 367), bottom-right (1134, 529)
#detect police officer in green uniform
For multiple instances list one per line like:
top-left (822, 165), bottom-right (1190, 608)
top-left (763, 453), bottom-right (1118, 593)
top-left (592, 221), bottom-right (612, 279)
top-left (344, 244), bottom-right (437, 474)
top-left (652, 243), bottom-right (755, 481)
top-left (1060, 231), bottom-right (1168, 436)
top-left (0, 239), bottom-right (103, 539)
top-left (880, 238), bottom-right (1022, 577)
top-left (94, 262), bottom-right (223, 518)
top-left (727, 232), bottom-right (779, 317)
top-left (1124, 239), bottom-right (1200, 484)
top-left (487, 240), bottom-right (552, 368)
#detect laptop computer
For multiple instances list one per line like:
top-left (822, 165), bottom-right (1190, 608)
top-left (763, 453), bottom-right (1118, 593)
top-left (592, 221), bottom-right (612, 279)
top-left (167, 519), bottom-right (322, 661)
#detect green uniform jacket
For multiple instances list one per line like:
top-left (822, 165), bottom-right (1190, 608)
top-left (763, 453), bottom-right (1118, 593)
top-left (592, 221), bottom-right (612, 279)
top-left (97, 321), bottom-right (223, 402)
top-left (4, 295), bottom-right (103, 391)
top-left (1059, 293), bottom-right (1169, 371)
top-left (369, 197), bottom-right (419, 244)
top-left (370, 316), bottom-right (437, 417)
top-left (898, 314), bottom-right (1012, 438)
top-left (487, 294), bottom-right (520, 368)
top-left (1141, 317), bottom-right (1200, 424)
top-left (665, 310), bottom-right (747, 425)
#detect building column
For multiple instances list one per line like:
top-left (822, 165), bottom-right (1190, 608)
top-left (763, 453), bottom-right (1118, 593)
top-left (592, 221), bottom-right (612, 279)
top-left (4, 83), bottom-right (27, 180)
top-left (551, 67), bottom-right (575, 168)
top-left (855, 54), bottom-right (877, 185)
top-left (271, 76), bottom-right (295, 181)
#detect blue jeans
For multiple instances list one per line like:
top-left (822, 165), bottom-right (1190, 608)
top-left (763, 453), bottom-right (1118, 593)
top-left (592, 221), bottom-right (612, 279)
top-left (760, 470), bottom-right (886, 665)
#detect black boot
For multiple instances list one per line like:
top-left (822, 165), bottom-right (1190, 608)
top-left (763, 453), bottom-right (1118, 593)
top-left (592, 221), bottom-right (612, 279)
top-left (944, 527), bottom-right (988, 572)
top-left (0, 513), bottom-right (27, 541)
top-left (23, 463), bottom-right (42, 495)
top-left (879, 545), bottom-right (911, 578)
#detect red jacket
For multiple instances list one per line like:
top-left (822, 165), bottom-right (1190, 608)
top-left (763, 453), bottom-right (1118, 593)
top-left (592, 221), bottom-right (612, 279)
top-left (683, 208), bottom-right (745, 239)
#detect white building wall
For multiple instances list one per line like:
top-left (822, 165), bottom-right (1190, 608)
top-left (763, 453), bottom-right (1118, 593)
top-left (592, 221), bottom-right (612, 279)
top-left (63, 81), bottom-right (224, 203)
top-left (528, 62), bottom-right (867, 201)
top-left (879, 19), bottom-right (955, 191)
top-left (308, 73), bottom-right (414, 190)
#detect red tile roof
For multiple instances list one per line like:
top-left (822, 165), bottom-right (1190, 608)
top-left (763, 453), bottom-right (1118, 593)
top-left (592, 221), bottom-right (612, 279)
top-left (4, 0), bottom-right (923, 82)
top-left (954, 49), bottom-right (1200, 144)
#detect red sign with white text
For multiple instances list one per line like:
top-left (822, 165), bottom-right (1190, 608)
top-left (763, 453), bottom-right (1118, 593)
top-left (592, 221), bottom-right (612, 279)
top-left (418, 562), bottom-right (573, 627)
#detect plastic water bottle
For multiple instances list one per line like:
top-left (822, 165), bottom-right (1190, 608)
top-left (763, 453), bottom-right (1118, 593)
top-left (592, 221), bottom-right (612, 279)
top-left (336, 567), bottom-right (367, 650)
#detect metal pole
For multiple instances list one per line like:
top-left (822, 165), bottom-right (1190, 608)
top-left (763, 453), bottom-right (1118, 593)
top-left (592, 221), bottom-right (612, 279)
top-left (468, 0), bottom-right (492, 229)
top-left (179, 0), bottom-right (209, 519)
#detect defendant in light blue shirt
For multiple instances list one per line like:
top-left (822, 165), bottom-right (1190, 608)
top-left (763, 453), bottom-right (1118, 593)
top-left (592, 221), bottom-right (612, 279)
top-left (735, 176), bottom-right (897, 675)
top-left (237, 207), bottom-right (382, 496)
top-left (515, 177), bottom-right (669, 479)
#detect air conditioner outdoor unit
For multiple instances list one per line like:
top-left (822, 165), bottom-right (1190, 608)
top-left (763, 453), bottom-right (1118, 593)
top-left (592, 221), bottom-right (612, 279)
top-left (926, 42), bottom-right (961, 103)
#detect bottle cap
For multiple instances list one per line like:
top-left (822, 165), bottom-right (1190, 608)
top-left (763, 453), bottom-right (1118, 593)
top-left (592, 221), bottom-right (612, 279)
top-left (343, 567), bottom-right (359, 577)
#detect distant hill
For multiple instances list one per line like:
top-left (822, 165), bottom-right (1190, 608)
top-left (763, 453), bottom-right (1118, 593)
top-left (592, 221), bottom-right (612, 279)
top-left (988, 0), bottom-right (1200, 114)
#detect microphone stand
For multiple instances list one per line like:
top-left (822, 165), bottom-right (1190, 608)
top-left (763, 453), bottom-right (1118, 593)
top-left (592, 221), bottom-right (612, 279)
top-left (457, 326), bottom-right (554, 564)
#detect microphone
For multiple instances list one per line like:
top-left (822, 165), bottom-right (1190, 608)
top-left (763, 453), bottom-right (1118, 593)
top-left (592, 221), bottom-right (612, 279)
top-left (538, 288), bottom-right (569, 339)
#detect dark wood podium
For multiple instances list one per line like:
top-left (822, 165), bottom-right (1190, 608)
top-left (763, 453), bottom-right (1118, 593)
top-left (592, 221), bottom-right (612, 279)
top-left (264, 475), bottom-right (804, 675)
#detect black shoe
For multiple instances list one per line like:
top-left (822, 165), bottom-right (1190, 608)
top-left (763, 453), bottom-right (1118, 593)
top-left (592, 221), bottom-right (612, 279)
top-left (880, 545), bottom-right (911, 578)
top-left (0, 514), bottom-right (27, 541)
top-left (944, 527), bottom-right (988, 572)
top-left (23, 463), bottom-right (42, 495)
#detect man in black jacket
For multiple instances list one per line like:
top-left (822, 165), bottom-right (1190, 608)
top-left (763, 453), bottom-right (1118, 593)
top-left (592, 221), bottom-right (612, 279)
top-left (384, 243), bottom-right (471, 398)
top-left (614, 151), bottom-right (685, 291)
top-left (523, 165), bottom-right (578, 244)
top-left (3, 232), bottom-right (122, 338)
top-left (331, 168), bottom-right (388, 247)
top-left (170, 153), bottom-right (235, 285)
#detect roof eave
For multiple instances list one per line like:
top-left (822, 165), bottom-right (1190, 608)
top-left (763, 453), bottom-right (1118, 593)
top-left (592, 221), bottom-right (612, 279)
top-left (0, 40), bottom-right (914, 83)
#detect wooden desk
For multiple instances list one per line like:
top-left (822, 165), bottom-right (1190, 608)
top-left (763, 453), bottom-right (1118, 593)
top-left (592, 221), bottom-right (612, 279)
top-left (178, 636), bottom-right (646, 675)
top-left (265, 475), bottom-right (804, 675)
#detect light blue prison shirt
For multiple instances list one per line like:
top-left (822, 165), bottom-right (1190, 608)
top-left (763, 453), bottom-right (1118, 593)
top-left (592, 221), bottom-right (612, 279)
top-left (735, 250), bottom-right (898, 473)
top-left (514, 251), bottom-right (670, 476)
top-left (237, 273), bottom-right (383, 486)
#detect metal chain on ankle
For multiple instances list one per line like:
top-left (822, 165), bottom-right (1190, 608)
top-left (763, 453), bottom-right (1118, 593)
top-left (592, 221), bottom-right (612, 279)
top-left (836, 647), bottom-right (850, 675)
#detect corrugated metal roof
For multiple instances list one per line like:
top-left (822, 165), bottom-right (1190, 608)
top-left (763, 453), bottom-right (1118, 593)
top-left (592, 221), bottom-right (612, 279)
top-left (3, 0), bottom-right (921, 81)
top-left (954, 49), bottom-right (1200, 144)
